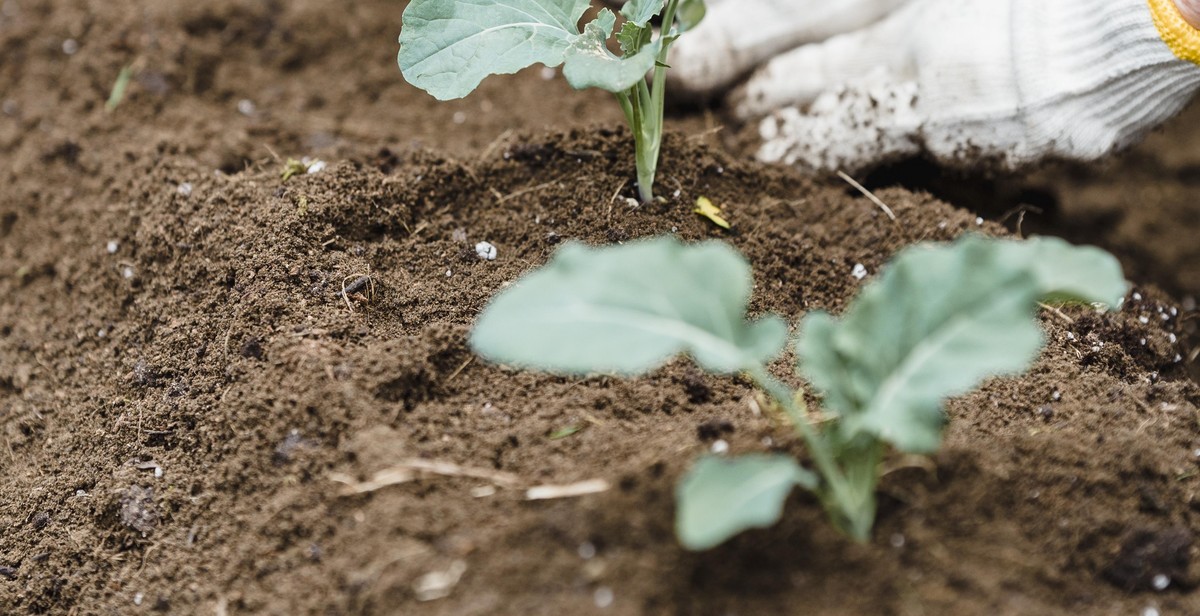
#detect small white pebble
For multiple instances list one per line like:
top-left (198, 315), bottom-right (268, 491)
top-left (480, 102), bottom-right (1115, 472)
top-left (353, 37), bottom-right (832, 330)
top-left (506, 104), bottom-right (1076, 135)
top-left (937, 221), bottom-right (947, 230)
top-left (475, 241), bottom-right (497, 261)
top-left (75, 489), bottom-right (87, 497)
top-left (594, 587), bottom-right (614, 609)
top-left (1153, 574), bottom-right (1170, 591)
top-left (851, 263), bottom-right (868, 280)
top-left (1142, 607), bottom-right (1160, 616)
top-left (120, 265), bottom-right (135, 280)
top-left (236, 99), bottom-right (256, 116)
top-left (1139, 316), bottom-right (1150, 324)
top-left (975, 217), bottom-right (984, 226)
top-left (890, 533), bottom-right (905, 548)
top-left (578, 542), bottom-right (597, 560)
top-left (540, 66), bottom-right (557, 80)
top-left (671, 226), bottom-right (678, 233)
top-left (1051, 390), bottom-right (1062, 402)
top-left (452, 111), bottom-right (467, 125)
top-left (62, 38), bottom-right (79, 55)
top-left (1066, 332), bottom-right (1075, 341)
top-left (624, 197), bottom-right (639, 209)
top-left (445, 269), bottom-right (452, 277)
top-left (133, 593), bottom-right (144, 606)
top-left (1170, 307), bottom-right (1178, 317)
top-left (716, 165), bottom-right (724, 174)
top-left (470, 486), bottom-right (496, 498)
top-left (154, 467), bottom-right (163, 479)
top-left (106, 241), bottom-right (119, 254)
top-left (1174, 354), bottom-right (1182, 363)
top-left (673, 189), bottom-right (681, 199)
top-left (1169, 333), bottom-right (1177, 344)
top-left (306, 160), bottom-right (326, 174)
top-left (1191, 448), bottom-right (1200, 459)
top-left (177, 182), bottom-right (193, 197)
top-left (1133, 292), bottom-right (1143, 301)
top-left (1161, 313), bottom-right (1170, 321)
top-left (711, 439), bottom-right (729, 454)
top-left (1140, 338), bottom-right (1147, 346)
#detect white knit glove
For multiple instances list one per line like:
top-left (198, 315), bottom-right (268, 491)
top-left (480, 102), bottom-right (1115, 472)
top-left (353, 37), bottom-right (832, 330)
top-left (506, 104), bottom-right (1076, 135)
top-left (669, 0), bottom-right (1200, 172)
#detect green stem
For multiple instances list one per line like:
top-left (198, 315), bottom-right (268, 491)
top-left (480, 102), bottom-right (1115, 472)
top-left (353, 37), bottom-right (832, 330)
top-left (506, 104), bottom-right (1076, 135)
top-left (627, 0), bottom-right (681, 204)
top-left (747, 366), bottom-right (877, 542)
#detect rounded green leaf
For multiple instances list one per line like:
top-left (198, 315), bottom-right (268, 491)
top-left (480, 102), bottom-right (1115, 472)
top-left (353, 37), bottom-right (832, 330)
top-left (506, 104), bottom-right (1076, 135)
top-left (676, 455), bottom-right (816, 551)
top-left (470, 237), bottom-right (787, 376)
top-left (797, 235), bottom-right (1129, 453)
top-left (398, 0), bottom-right (592, 100)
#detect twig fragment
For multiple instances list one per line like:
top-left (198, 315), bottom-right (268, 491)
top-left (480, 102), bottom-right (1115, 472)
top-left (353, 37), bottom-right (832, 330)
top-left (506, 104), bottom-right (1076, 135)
top-left (837, 170), bottom-right (897, 222)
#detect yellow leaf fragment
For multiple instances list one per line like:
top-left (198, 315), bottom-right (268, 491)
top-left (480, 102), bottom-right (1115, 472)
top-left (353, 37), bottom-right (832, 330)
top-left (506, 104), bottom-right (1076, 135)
top-left (694, 197), bottom-right (730, 230)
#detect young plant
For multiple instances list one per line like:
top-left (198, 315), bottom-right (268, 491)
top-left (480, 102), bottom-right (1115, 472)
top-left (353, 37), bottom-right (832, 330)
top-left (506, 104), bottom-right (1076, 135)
top-left (397, 0), bottom-right (706, 204)
top-left (469, 235), bottom-right (1127, 547)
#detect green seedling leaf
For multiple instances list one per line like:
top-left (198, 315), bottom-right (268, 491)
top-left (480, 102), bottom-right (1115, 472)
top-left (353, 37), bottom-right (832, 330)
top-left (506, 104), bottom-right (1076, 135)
top-left (105, 65), bottom-right (133, 113)
top-left (676, 454), bottom-right (817, 551)
top-left (797, 235), bottom-right (1127, 453)
top-left (398, 0), bottom-right (592, 100)
top-left (548, 425), bottom-right (582, 440)
top-left (617, 21), bottom-right (653, 56)
top-left (470, 237), bottom-right (787, 375)
top-left (563, 9), bottom-right (662, 93)
top-left (281, 158), bottom-right (308, 182)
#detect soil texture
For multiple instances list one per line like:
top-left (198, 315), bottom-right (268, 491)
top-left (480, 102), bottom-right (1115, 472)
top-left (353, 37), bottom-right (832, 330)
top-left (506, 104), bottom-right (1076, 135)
top-left (2, 1), bottom-right (1200, 615)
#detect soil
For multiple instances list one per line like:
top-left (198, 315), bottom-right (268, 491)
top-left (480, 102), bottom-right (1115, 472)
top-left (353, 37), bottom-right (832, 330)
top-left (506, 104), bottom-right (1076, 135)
top-left (2, 1), bottom-right (1200, 615)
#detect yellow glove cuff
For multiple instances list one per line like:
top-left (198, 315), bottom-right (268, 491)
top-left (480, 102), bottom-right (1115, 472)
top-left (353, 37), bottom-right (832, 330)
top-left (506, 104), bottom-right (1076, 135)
top-left (1149, 0), bottom-right (1200, 65)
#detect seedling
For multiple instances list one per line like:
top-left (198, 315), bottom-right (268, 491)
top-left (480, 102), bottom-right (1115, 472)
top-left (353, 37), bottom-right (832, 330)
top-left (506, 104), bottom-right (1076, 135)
top-left (397, 0), bottom-right (706, 204)
top-left (469, 235), bottom-right (1126, 547)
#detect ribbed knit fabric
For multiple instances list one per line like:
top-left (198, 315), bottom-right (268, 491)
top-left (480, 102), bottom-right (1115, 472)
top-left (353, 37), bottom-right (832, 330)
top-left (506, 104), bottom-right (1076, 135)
top-left (757, 0), bottom-right (1200, 171)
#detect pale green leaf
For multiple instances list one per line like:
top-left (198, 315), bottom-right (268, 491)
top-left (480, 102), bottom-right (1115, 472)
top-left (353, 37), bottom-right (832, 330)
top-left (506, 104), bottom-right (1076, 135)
top-left (621, 0), bottom-right (664, 25)
top-left (675, 0), bottom-right (707, 32)
top-left (470, 237), bottom-right (787, 375)
top-left (676, 455), bottom-right (817, 551)
top-left (797, 235), bottom-right (1128, 453)
top-left (398, 0), bottom-right (591, 100)
top-left (563, 10), bottom-right (660, 93)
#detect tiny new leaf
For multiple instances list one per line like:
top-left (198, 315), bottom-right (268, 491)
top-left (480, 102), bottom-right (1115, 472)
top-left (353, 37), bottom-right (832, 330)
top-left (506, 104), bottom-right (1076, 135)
top-left (797, 235), bottom-right (1127, 453)
top-left (470, 237), bottom-right (788, 375)
top-left (676, 455), bottom-right (817, 551)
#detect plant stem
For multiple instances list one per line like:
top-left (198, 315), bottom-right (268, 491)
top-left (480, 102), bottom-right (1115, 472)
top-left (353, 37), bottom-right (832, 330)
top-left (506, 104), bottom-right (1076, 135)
top-left (748, 366), bottom-right (876, 542)
top-left (624, 0), bottom-right (681, 204)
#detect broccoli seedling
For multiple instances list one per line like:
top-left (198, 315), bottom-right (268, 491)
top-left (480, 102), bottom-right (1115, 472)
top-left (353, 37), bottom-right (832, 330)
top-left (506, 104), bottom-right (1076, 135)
top-left (469, 235), bottom-right (1127, 547)
top-left (397, 0), bottom-right (706, 204)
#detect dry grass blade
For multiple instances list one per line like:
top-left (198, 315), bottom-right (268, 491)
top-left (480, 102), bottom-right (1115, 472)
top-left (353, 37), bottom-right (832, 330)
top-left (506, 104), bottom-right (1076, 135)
top-left (331, 459), bottom-right (522, 495)
top-left (837, 170), bottom-right (897, 222)
top-left (525, 478), bottom-right (611, 501)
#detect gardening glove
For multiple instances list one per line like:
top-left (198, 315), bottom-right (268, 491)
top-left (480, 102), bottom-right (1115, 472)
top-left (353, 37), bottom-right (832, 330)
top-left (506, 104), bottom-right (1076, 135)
top-left (669, 0), bottom-right (1200, 172)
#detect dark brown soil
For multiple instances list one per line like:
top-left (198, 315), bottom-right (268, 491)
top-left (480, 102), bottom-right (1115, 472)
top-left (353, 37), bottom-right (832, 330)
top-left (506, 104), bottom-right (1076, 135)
top-left (2, 1), bottom-right (1199, 615)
